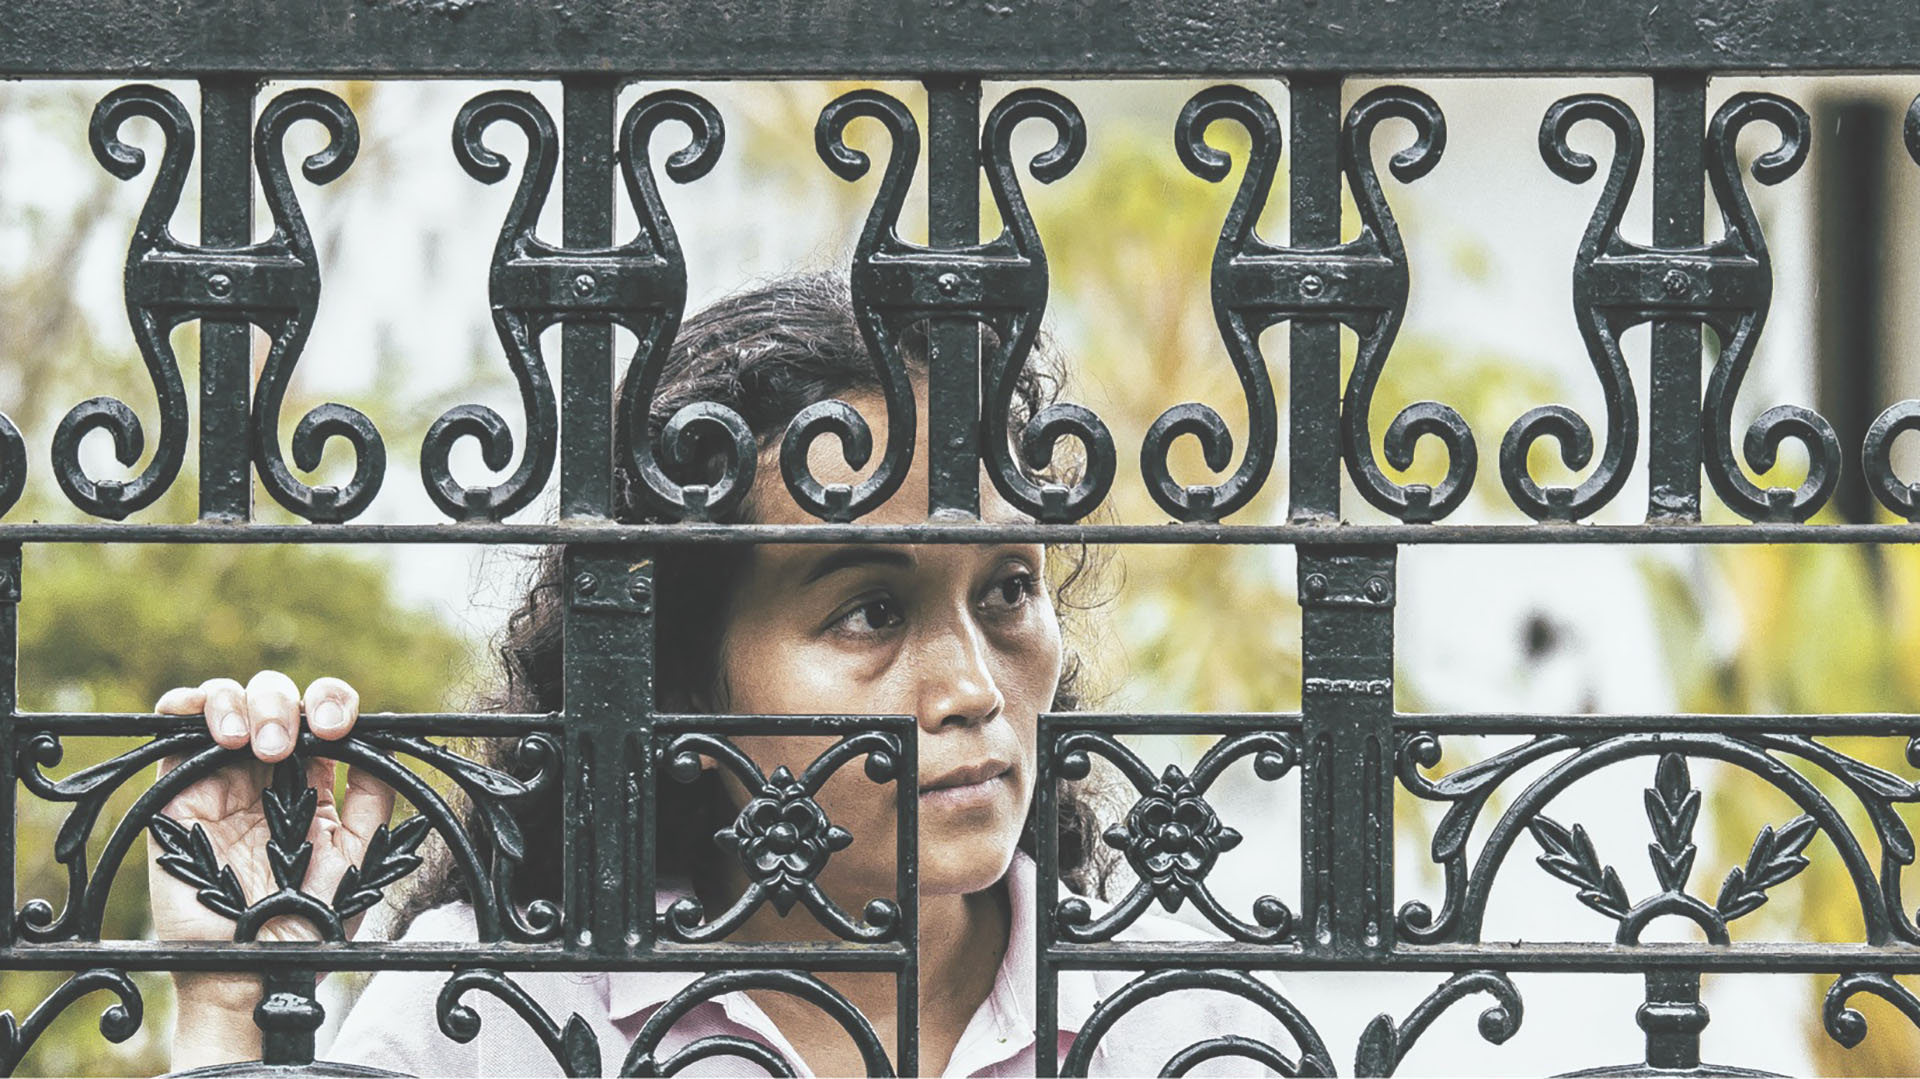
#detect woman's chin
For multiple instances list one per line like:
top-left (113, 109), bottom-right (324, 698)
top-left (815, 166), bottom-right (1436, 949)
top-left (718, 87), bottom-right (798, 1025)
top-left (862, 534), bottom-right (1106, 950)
top-left (916, 835), bottom-right (1021, 897)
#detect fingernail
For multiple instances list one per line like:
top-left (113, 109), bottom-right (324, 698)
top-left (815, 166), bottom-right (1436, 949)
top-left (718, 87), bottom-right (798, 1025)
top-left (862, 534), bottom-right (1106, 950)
top-left (254, 725), bottom-right (290, 757)
top-left (218, 712), bottom-right (248, 740)
top-left (310, 701), bottom-right (344, 733)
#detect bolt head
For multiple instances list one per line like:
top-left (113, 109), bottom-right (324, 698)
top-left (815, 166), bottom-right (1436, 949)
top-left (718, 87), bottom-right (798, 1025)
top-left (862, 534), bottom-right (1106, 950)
top-left (1662, 269), bottom-right (1690, 297)
top-left (1303, 572), bottom-right (1329, 599)
top-left (572, 272), bottom-right (597, 296)
top-left (205, 272), bottom-right (233, 298)
top-left (1364, 576), bottom-right (1389, 601)
top-left (937, 272), bottom-right (961, 296)
top-left (768, 822), bottom-right (800, 853)
top-left (573, 572), bottom-right (598, 596)
top-left (1299, 273), bottom-right (1325, 297)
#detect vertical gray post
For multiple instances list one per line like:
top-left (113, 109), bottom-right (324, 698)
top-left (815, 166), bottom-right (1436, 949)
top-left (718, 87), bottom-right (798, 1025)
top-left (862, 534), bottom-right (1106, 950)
top-left (1289, 76), bottom-right (1344, 523)
top-left (925, 77), bottom-right (982, 519)
top-left (199, 77), bottom-right (255, 522)
top-left (0, 544), bottom-right (18, 952)
top-left (1647, 75), bottom-right (1707, 521)
top-left (560, 77), bottom-right (617, 521)
top-left (562, 547), bottom-right (654, 954)
top-left (1297, 545), bottom-right (1396, 957)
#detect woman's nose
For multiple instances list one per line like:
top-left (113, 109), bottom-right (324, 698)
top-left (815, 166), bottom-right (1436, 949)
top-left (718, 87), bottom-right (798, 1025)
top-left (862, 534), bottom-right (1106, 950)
top-left (915, 615), bottom-right (1006, 731)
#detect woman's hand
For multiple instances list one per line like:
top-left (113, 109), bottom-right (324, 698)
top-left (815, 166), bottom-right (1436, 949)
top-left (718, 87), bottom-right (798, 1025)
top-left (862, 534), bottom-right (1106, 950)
top-left (146, 670), bottom-right (395, 1067)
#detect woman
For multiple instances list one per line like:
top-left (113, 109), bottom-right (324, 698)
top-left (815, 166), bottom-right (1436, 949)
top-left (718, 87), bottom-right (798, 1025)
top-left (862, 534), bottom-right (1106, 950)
top-left (150, 274), bottom-right (1285, 1076)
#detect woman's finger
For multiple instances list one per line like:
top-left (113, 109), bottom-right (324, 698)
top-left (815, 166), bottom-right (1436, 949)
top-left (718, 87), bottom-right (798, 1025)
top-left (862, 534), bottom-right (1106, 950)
top-left (302, 676), bottom-right (359, 741)
top-left (154, 686), bottom-right (207, 778)
top-left (244, 670), bottom-right (301, 764)
top-left (199, 677), bottom-right (249, 750)
top-left (338, 764), bottom-right (397, 848)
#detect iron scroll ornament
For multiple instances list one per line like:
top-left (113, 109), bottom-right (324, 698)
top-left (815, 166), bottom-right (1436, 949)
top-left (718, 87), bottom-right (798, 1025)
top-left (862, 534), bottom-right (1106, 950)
top-left (1050, 728), bottom-right (1296, 943)
top-left (1150, 86), bottom-right (1467, 523)
top-left (0, 970), bottom-right (142, 1076)
top-left (654, 728), bottom-right (904, 943)
top-left (435, 966), bottom-right (898, 1078)
top-left (429, 90), bottom-right (727, 521)
top-left (1395, 736), bottom-right (1920, 948)
top-left (1861, 92), bottom-right (1920, 521)
top-left (804, 88), bottom-right (1113, 523)
top-left (13, 727), bottom-right (562, 946)
top-left (65, 84), bottom-right (384, 522)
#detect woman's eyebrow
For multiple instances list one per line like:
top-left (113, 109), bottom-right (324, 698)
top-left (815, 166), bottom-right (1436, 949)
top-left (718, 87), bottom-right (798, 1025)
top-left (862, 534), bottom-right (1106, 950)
top-left (798, 547), bottom-right (915, 585)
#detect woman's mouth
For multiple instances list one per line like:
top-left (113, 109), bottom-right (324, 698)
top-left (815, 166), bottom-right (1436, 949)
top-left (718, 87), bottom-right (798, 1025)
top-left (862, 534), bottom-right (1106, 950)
top-left (919, 760), bottom-right (1013, 812)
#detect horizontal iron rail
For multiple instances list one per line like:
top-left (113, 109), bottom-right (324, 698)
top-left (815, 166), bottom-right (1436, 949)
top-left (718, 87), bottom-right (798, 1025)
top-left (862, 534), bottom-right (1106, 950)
top-left (0, 943), bottom-right (912, 971)
top-left (1400, 713), bottom-right (1920, 735)
top-left (0, 522), bottom-right (1916, 544)
top-left (17, 712), bottom-right (560, 735)
top-left (1045, 943), bottom-right (1920, 974)
top-left (6, 0), bottom-right (1920, 76)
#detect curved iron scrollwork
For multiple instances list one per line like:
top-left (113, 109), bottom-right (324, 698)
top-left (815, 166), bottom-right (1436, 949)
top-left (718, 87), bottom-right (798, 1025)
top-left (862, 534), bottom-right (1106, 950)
top-left (603, 91), bottom-right (754, 522)
top-left (66, 84), bottom-right (382, 522)
top-left (425, 90), bottom-right (570, 521)
top-left (1822, 971), bottom-right (1920, 1052)
top-left (623, 969), bottom-right (894, 1077)
top-left (1149, 85), bottom-right (1464, 523)
top-left (1398, 737), bottom-right (1920, 946)
top-left (655, 729), bottom-right (903, 943)
top-left (1051, 729), bottom-right (1295, 943)
top-left (438, 968), bottom-right (602, 1077)
top-left (0, 969), bottom-right (142, 1076)
top-left (1353, 970), bottom-right (1523, 1077)
top-left (1500, 94), bottom-right (1645, 522)
top-left (803, 88), bottom-right (1110, 523)
top-left (1697, 93), bottom-right (1838, 522)
top-left (1861, 94), bottom-right (1920, 521)
top-left (15, 727), bottom-right (561, 945)
top-left (1060, 968), bottom-right (1334, 1078)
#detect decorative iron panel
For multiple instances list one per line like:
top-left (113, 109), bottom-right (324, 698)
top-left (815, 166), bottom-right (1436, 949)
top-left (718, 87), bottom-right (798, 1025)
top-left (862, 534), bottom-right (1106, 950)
top-left (0, 2), bottom-right (1916, 1074)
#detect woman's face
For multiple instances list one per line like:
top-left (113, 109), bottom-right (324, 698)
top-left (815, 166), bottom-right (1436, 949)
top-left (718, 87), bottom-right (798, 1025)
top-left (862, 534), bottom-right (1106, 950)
top-left (707, 390), bottom-right (1065, 904)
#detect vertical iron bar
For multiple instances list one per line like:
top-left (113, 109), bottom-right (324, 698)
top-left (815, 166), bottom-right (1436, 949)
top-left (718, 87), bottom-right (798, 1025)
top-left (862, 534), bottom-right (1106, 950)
top-left (0, 544), bottom-right (18, 952)
top-left (893, 719), bottom-right (919, 1079)
top-left (925, 77), bottom-right (982, 519)
top-left (1648, 75), bottom-right (1707, 521)
top-left (1815, 98), bottom-right (1890, 526)
top-left (561, 78), bottom-right (618, 520)
top-left (1289, 75), bottom-right (1344, 523)
top-left (563, 547), bottom-right (653, 957)
top-left (1297, 545), bottom-right (1395, 959)
top-left (255, 966), bottom-right (322, 1066)
top-left (1034, 715), bottom-right (1060, 1078)
top-left (199, 77), bottom-right (256, 522)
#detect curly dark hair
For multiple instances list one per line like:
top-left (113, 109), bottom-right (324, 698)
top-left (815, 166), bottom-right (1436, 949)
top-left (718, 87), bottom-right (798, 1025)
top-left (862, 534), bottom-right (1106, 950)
top-left (394, 273), bottom-right (1112, 933)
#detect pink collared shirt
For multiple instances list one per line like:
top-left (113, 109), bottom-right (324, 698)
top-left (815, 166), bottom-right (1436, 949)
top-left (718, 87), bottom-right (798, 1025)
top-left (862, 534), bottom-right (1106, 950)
top-left (329, 853), bottom-right (1290, 1076)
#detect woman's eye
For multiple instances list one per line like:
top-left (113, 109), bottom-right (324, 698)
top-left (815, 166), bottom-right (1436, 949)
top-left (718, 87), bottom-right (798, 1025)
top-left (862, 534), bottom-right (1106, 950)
top-left (987, 572), bottom-right (1038, 610)
top-left (835, 597), bottom-right (904, 635)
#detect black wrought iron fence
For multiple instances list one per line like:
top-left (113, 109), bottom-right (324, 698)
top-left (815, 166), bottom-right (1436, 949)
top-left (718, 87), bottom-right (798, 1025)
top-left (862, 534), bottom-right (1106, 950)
top-left (1, 1), bottom-right (1919, 1075)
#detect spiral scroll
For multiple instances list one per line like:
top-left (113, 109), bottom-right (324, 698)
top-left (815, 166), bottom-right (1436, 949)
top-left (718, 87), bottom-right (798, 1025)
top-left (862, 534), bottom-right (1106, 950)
top-left (1499, 94), bottom-right (1645, 522)
top-left (1338, 87), bottom-right (1474, 524)
top-left (1699, 92), bottom-right (1839, 523)
top-left (613, 90), bottom-right (752, 522)
top-left (424, 90), bottom-right (564, 520)
top-left (249, 88), bottom-right (386, 522)
top-left (978, 88), bottom-right (1116, 522)
top-left (58, 85), bottom-right (196, 519)
top-left (789, 90), bottom-right (924, 522)
top-left (0, 969), bottom-right (142, 1076)
top-left (1862, 94), bottom-right (1920, 521)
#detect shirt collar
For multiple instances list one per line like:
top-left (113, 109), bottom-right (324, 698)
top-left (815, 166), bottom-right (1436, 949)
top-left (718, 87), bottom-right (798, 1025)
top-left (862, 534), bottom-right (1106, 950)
top-left (606, 853), bottom-right (1101, 1045)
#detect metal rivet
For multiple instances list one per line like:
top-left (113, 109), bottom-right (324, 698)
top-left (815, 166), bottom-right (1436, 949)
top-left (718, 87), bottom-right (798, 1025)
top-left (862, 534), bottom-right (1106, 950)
top-left (1364, 576), bottom-right (1389, 602)
top-left (573, 572), bottom-right (598, 596)
top-left (572, 272), bottom-right (597, 296)
top-left (1662, 269), bottom-right (1690, 297)
top-left (629, 577), bottom-right (653, 612)
top-left (1303, 572), bottom-right (1329, 599)
top-left (205, 272), bottom-right (233, 298)
top-left (937, 272), bottom-right (961, 296)
top-left (1300, 273), bottom-right (1325, 298)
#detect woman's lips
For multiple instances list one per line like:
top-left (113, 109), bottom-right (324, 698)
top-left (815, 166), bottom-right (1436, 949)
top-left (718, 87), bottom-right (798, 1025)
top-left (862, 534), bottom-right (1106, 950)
top-left (920, 761), bottom-right (1013, 812)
